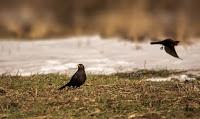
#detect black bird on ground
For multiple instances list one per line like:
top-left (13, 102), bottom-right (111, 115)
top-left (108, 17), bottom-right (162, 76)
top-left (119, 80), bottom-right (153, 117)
top-left (58, 64), bottom-right (87, 90)
top-left (150, 39), bottom-right (182, 59)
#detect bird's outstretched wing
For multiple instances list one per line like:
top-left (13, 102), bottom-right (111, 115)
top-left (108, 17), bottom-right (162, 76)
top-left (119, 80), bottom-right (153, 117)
top-left (164, 46), bottom-right (182, 59)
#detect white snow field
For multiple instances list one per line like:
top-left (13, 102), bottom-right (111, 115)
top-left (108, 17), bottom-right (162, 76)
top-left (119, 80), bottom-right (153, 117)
top-left (0, 36), bottom-right (200, 75)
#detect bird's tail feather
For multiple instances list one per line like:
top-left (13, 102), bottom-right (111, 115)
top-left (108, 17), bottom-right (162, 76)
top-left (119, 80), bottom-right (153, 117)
top-left (58, 83), bottom-right (70, 90)
top-left (178, 57), bottom-right (183, 60)
top-left (150, 41), bottom-right (162, 45)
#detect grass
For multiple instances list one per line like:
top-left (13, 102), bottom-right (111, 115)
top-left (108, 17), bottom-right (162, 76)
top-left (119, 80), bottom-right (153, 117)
top-left (0, 70), bottom-right (200, 119)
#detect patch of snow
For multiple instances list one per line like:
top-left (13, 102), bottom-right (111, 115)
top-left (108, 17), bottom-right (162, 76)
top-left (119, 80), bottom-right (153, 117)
top-left (0, 35), bottom-right (200, 75)
top-left (146, 74), bottom-right (196, 82)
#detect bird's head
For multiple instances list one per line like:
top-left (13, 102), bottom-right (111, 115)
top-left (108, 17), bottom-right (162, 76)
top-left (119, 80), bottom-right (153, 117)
top-left (77, 64), bottom-right (85, 70)
top-left (174, 41), bottom-right (180, 45)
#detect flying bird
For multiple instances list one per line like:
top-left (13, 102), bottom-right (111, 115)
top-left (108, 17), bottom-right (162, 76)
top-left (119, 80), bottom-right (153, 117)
top-left (150, 39), bottom-right (182, 59)
top-left (58, 64), bottom-right (87, 90)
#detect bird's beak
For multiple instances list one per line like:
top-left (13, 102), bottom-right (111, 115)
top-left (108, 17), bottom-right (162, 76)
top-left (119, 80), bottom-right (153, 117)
top-left (77, 64), bottom-right (80, 68)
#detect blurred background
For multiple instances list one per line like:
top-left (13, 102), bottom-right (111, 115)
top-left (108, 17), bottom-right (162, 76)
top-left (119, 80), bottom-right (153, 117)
top-left (0, 0), bottom-right (200, 41)
top-left (1, 0), bottom-right (200, 75)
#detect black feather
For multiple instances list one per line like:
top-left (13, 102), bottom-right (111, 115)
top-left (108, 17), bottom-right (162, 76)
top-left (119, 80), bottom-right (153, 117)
top-left (150, 41), bottom-right (163, 45)
top-left (150, 39), bottom-right (182, 59)
top-left (58, 64), bottom-right (87, 90)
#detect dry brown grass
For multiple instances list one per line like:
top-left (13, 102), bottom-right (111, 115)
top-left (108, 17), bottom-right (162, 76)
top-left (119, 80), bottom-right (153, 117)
top-left (0, 70), bottom-right (200, 118)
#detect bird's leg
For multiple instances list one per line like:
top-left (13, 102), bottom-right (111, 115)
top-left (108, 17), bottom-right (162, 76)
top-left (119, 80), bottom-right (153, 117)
top-left (160, 46), bottom-right (163, 50)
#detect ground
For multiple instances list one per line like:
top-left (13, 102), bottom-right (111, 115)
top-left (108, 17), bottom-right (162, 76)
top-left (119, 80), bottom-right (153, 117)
top-left (0, 70), bottom-right (200, 119)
